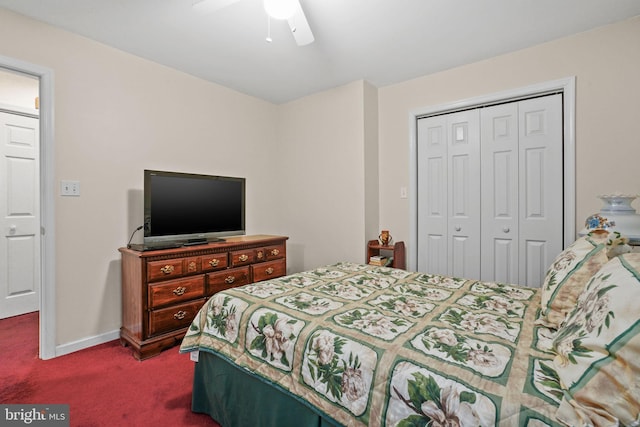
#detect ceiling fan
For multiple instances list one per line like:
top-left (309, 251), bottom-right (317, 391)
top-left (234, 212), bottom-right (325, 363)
top-left (192, 0), bottom-right (315, 46)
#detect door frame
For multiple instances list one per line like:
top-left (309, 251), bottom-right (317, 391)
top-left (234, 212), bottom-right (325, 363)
top-left (408, 77), bottom-right (576, 272)
top-left (0, 54), bottom-right (56, 359)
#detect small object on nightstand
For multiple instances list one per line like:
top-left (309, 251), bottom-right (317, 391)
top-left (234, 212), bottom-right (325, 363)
top-left (368, 255), bottom-right (388, 266)
top-left (367, 239), bottom-right (405, 270)
top-left (579, 194), bottom-right (640, 245)
top-left (379, 230), bottom-right (392, 246)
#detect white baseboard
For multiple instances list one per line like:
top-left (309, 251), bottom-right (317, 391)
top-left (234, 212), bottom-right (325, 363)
top-left (54, 329), bottom-right (121, 358)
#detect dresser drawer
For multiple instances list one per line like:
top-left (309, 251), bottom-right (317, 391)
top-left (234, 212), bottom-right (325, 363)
top-left (148, 299), bottom-right (205, 337)
top-left (201, 253), bottom-right (228, 272)
top-left (252, 258), bottom-right (286, 282)
top-left (147, 258), bottom-right (183, 282)
top-left (264, 244), bottom-right (286, 260)
top-left (207, 266), bottom-right (250, 295)
top-left (230, 249), bottom-right (255, 267)
top-left (148, 276), bottom-right (205, 309)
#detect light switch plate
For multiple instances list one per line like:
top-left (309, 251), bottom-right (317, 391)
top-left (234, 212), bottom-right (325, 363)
top-left (60, 180), bottom-right (80, 196)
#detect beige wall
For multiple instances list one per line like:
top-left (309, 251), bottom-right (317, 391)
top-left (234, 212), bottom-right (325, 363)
top-left (0, 9), bottom-right (279, 347)
top-left (378, 16), bottom-right (640, 257)
top-left (0, 68), bottom-right (38, 109)
top-left (276, 80), bottom-right (377, 271)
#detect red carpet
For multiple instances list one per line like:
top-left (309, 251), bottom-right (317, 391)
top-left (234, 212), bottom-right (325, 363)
top-left (0, 312), bottom-right (221, 426)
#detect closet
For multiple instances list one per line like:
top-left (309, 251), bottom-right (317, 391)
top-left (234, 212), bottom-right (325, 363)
top-left (417, 94), bottom-right (563, 287)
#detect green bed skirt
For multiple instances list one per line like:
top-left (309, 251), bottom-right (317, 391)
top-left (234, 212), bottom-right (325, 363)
top-left (192, 351), bottom-right (342, 427)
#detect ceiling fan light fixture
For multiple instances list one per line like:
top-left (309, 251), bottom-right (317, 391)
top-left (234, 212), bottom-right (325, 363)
top-left (263, 0), bottom-right (297, 20)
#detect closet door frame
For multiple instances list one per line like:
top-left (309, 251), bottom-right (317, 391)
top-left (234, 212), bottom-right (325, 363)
top-left (408, 77), bottom-right (576, 272)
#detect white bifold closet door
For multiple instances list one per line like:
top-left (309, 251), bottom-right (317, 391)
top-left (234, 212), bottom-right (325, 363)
top-left (417, 109), bottom-right (481, 280)
top-left (417, 94), bottom-right (563, 286)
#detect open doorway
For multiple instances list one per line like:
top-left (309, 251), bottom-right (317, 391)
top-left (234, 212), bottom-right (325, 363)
top-left (0, 55), bottom-right (55, 359)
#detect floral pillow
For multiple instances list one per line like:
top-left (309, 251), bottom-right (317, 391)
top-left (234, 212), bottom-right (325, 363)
top-left (538, 235), bottom-right (609, 329)
top-left (550, 252), bottom-right (640, 426)
top-left (604, 230), bottom-right (633, 258)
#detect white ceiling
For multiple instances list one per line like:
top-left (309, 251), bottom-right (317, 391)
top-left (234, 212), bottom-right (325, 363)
top-left (1, 0), bottom-right (639, 104)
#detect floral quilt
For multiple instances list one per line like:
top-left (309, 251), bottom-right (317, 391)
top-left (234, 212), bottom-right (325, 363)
top-left (180, 263), bottom-right (564, 426)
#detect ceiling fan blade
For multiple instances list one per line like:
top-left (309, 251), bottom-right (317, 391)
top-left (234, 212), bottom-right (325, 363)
top-left (192, 0), bottom-right (240, 13)
top-left (288, 1), bottom-right (314, 46)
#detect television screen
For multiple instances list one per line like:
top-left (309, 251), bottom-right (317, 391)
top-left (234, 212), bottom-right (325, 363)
top-left (143, 170), bottom-right (245, 243)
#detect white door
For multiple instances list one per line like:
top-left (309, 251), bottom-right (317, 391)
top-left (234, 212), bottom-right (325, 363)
top-left (0, 111), bottom-right (40, 319)
top-left (417, 115), bottom-right (448, 274)
top-left (517, 94), bottom-right (564, 286)
top-left (480, 94), bottom-right (563, 286)
top-left (480, 102), bottom-right (519, 283)
top-left (417, 110), bottom-right (481, 278)
top-left (418, 94), bottom-right (563, 286)
top-left (447, 110), bottom-right (481, 279)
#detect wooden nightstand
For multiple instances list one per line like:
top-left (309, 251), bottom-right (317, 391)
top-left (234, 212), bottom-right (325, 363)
top-left (366, 240), bottom-right (406, 270)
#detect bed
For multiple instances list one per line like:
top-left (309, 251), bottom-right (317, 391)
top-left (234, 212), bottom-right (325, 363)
top-left (180, 234), bottom-right (640, 427)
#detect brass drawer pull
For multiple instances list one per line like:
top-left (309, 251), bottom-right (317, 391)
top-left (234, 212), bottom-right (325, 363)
top-left (160, 265), bottom-right (175, 274)
top-left (238, 254), bottom-right (249, 262)
top-left (270, 249), bottom-right (280, 256)
top-left (257, 251), bottom-right (264, 259)
top-left (265, 267), bottom-right (274, 275)
top-left (209, 259), bottom-right (220, 267)
top-left (174, 310), bottom-right (186, 320)
top-left (225, 276), bottom-right (235, 284)
top-left (188, 261), bottom-right (197, 272)
top-left (173, 286), bottom-right (187, 296)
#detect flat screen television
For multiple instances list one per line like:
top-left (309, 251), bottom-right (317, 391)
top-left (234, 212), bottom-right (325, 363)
top-left (143, 169), bottom-right (245, 246)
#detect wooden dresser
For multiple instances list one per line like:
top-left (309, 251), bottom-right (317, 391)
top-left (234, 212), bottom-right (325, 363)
top-left (119, 234), bottom-right (288, 360)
